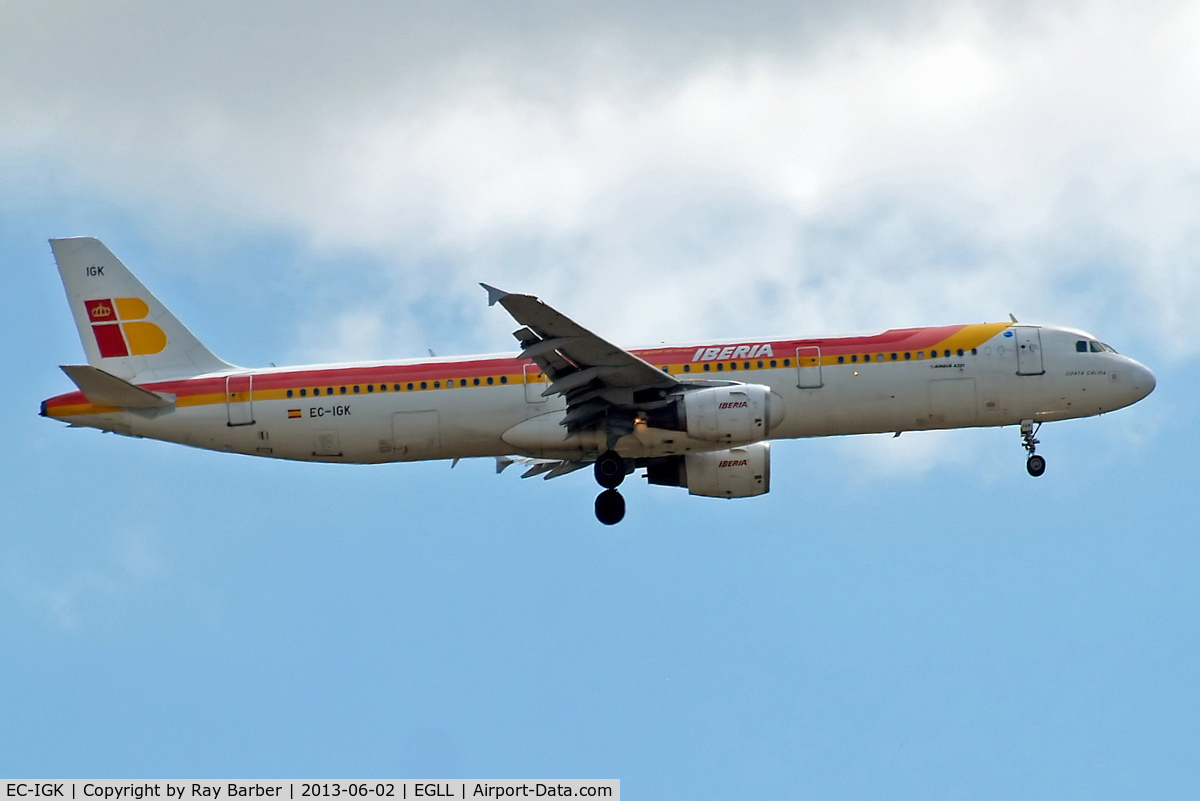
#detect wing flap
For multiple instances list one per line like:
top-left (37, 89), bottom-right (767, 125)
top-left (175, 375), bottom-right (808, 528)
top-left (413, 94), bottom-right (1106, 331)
top-left (498, 455), bottom-right (591, 480)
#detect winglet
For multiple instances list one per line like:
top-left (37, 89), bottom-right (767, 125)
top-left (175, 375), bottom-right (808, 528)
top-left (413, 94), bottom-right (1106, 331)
top-left (480, 283), bottom-right (509, 307)
top-left (1009, 313), bottom-right (1019, 323)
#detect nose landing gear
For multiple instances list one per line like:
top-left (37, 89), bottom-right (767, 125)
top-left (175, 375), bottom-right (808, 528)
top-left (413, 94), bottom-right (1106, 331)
top-left (593, 450), bottom-right (628, 524)
top-left (1021, 419), bottom-right (1046, 477)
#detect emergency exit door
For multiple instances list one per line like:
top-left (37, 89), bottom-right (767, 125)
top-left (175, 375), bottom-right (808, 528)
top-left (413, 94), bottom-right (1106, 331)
top-left (796, 346), bottom-right (823, 388)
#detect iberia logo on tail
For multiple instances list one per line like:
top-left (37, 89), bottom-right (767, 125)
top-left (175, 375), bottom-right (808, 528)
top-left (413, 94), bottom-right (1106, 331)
top-left (84, 298), bottom-right (167, 357)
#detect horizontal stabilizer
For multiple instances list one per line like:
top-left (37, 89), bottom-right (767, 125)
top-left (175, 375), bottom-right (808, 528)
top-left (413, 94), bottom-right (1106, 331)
top-left (60, 365), bottom-right (174, 409)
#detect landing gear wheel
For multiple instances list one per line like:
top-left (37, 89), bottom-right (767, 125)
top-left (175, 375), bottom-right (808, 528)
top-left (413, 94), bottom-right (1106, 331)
top-left (595, 489), bottom-right (626, 525)
top-left (1019, 419), bottom-right (1046, 477)
top-left (594, 450), bottom-right (627, 489)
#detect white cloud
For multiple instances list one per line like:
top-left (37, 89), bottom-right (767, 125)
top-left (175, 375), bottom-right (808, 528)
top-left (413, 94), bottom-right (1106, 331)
top-left (6, 0), bottom-right (1200, 363)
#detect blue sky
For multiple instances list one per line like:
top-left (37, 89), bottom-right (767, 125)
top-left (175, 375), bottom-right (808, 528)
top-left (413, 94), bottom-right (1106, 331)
top-left (3, 2), bottom-right (1199, 797)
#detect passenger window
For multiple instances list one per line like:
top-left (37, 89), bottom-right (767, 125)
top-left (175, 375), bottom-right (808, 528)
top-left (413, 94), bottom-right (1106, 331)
top-left (1076, 340), bottom-right (1088, 352)
top-left (327, 387), bottom-right (333, 394)
top-left (904, 352), bottom-right (911, 360)
top-left (407, 383), bottom-right (414, 390)
top-left (838, 356), bottom-right (845, 364)
top-left (420, 382), bottom-right (427, 389)
top-left (757, 360), bottom-right (764, 368)
top-left (353, 385), bottom-right (360, 393)
top-left (367, 384), bottom-right (374, 392)
top-left (683, 364), bottom-right (691, 372)
top-left (851, 355), bottom-right (858, 363)
top-left (956, 349), bottom-right (963, 357)
top-left (500, 376), bottom-right (507, 384)
top-left (287, 389), bottom-right (293, 398)
top-left (486, 377), bottom-right (494, 385)
top-left (890, 353), bottom-right (897, 361)
top-left (340, 386), bottom-right (347, 394)
top-left (299, 389), bottom-right (307, 397)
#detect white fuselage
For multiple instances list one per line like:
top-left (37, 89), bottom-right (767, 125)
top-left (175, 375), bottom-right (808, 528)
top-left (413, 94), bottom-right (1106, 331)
top-left (44, 324), bottom-right (1156, 465)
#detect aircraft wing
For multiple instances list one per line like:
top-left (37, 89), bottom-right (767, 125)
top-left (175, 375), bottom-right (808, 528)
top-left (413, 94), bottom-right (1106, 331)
top-left (482, 284), bottom-right (680, 439)
top-left (495, 455), bottom-right (590, 479)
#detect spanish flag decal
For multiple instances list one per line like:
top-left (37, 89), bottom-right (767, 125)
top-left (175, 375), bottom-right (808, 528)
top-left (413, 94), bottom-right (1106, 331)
top-left (287, 409), bottom-right (302, 419)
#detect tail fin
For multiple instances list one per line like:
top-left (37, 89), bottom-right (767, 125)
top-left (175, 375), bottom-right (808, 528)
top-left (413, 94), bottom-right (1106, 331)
top-left (49, 237), bottom-right (234, 381)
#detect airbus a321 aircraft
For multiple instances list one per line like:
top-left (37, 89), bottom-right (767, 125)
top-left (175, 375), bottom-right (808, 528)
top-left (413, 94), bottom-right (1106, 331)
top-left (41, 237), bottom-right (1156, 524)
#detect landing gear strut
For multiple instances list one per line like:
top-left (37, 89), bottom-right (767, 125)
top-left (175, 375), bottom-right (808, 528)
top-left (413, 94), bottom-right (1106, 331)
top-left (593, 450), bottom-right (628, 524)
top-left (1021, 419), bottom-right (1046, 477)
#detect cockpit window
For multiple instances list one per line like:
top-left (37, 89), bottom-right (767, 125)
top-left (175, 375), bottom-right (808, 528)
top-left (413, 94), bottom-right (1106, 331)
top-left (1078, 339), bottom-right (1117, 354)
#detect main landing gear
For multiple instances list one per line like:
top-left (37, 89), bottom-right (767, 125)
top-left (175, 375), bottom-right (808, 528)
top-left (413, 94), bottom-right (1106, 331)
top-left (1021, 419), bottom-right (1046, 477)
top-left (593, 450), bottom-right (628, 525)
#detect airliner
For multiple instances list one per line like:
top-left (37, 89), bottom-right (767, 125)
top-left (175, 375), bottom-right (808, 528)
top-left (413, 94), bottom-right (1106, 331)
top-left (41, 237), bottom-right (1156, 524)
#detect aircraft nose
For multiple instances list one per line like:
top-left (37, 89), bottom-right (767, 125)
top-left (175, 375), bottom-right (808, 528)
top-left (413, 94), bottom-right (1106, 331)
top-left (1130, 360), bottom-right (1156, 401)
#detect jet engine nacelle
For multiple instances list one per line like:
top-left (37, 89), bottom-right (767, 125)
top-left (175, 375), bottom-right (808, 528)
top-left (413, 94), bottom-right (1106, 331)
top-left (645, 443), bottom-right (771, 498)
top-left (680, 383), bottom-right (777, 444)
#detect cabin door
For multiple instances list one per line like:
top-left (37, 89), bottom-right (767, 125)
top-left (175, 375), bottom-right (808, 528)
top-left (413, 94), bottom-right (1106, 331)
top-left (1015, 327), bottom-right (1045, 376)
top-left (226, 374), bottom-right (255, 426)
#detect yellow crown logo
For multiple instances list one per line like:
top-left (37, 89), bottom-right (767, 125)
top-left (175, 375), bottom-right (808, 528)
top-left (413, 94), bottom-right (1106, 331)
top-left (91, 303), bottom-right (113, 318)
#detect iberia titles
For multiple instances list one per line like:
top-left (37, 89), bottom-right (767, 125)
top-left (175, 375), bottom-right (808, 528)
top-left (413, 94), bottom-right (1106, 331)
top-left (692, 343), bottom-right (775, 362)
